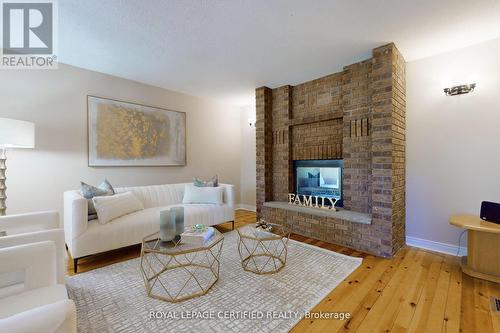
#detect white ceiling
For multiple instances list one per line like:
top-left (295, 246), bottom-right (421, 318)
top-left (59, 0), bottom-right (500, 106)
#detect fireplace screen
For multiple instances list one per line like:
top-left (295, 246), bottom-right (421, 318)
top-left (294, 159), bottom-right (343, 206)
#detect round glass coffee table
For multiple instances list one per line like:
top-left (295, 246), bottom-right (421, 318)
top-left (237, 223), bottom-right (290, 274)
top-left (140, 229), bottom-right (224, 303)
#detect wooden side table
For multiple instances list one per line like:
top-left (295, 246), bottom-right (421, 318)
top-left (449, 214), bottom-right (500, 283)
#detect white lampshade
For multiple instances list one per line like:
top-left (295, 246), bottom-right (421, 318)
top-left (0, 117), bottom-right (35, 148)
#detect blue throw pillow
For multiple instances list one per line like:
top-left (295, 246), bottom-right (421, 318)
top-left (80, 179), bottom-right (115, 220)
top-left (193, 175), bottom-right (219, 187)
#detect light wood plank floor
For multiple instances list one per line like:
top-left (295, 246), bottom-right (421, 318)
top-left (67, 210), bottom-right (500, 333)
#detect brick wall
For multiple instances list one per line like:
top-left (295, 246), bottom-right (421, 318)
top-left (369, 44), bottom-right (407, 256)
top-left (271, 86), bottom-right (292, 202)
top-left (263, 207), bottom-right (378, 255)
top-left (256, 43), bottom-right (406, 257)
top-left (342, 60), bottom-right (372, 214)
top-left (390, 46), bottom-right (407, 254)
top-left (255, 87), bottom-right (273, 216)
top-left (291, 119), bottom-right (343, 160)
top-left (291, 73), bottom-right (343, 122)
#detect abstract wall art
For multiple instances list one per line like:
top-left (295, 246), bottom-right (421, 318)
top-left (88, 96), bottom-right (186, 166)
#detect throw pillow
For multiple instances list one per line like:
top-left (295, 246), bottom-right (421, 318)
top-left (182, 184), bottom-right (223, 205)
top-left (193, 175), bottom-right (218, 187)
top-left (92, 191), bottom-right (144, 224)
top-left (80, 179), bottom-right (115, 220)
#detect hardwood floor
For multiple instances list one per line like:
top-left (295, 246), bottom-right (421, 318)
top-left (66, 210), bottom-right (500, 333)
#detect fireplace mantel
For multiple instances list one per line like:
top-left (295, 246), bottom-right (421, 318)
top-left (263, 201), bottom-right (372, 225)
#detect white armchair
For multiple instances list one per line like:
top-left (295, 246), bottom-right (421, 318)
top-left (0, 241), bottom-right (76, 333)
top-left (0, 211), bottom-right (65, 284)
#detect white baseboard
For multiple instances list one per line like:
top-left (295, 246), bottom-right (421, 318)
top-left (406, 236), bottom-right (467, 257)
top-left (236, 204), bottom-right (256, 212)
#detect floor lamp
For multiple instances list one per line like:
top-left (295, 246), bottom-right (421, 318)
top-left (0, 118), bottom-right (35, 216)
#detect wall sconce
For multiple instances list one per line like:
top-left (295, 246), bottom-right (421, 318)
top-left (444, 83), bottom-right (476, 96)
top-left (248, 118), bottom-right (256, 127)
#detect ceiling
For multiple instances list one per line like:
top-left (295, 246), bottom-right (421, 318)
top-left (59, 0), bottom-right (500, 106)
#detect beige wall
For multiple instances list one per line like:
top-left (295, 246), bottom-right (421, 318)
top-left (406, 38), bottom-right (500, 247)
top-left (0, 63), bottom-right (241, 217)
top-left (239, 105), bottom-right (256, 210)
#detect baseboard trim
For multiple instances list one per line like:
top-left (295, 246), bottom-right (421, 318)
top-left (230, 210), bottom-right (467, 256)
top-left (236, 204), bottom-right (256, 212)
top-left (406, 236), bottom-right (467, 256)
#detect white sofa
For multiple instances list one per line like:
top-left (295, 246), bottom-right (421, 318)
top-left (0, 241), bottom-right (76, 333)
top-left (64, 183), bottom-right (235, 272)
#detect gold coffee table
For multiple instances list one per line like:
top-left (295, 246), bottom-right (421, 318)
top-left (237, 223), bottom-right (290, 274)
top-left (140, 230), bottom-right (224, 302)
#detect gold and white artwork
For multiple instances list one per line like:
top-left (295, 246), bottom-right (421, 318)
top-left (88, 96), bottom-right (186, 166)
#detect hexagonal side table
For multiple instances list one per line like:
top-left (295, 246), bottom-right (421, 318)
top-left (237, 224), bottom-right (290, 275)
top-left (140, 230), bottom-right (224, 303)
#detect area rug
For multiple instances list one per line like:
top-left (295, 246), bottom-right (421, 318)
top-left (67, 230), bottom-right (362, 333)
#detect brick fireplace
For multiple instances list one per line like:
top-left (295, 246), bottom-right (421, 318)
top-left (256, 43), bottom-right (406, 257)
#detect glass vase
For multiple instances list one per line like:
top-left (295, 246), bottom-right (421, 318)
top-left (171, 206), bottom-right (185, 236)
top-left (159, 209), bottom-right (176, 242)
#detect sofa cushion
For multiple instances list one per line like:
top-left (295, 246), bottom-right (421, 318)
top-left (73, 207), bottom-right (160, 258)
top-left (182, 204), bottom-right (233, 227)
top-left (0, 284), bottom-right (67, 319)
top-left (92, 192), bottom-right (144, 224)
top-left (115, 183), bottom-right (186, 209)
top-left (182, 184), bottom-right (223, 205)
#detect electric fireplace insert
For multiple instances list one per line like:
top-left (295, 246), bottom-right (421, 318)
top-left (293, 159), bottom-right (343, 207)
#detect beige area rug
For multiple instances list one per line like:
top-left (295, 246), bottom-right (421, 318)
top-left (67, 230), bottom-right (362, 333)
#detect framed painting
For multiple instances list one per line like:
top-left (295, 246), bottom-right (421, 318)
top-left (87, 96), bottom-right (186, 166)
